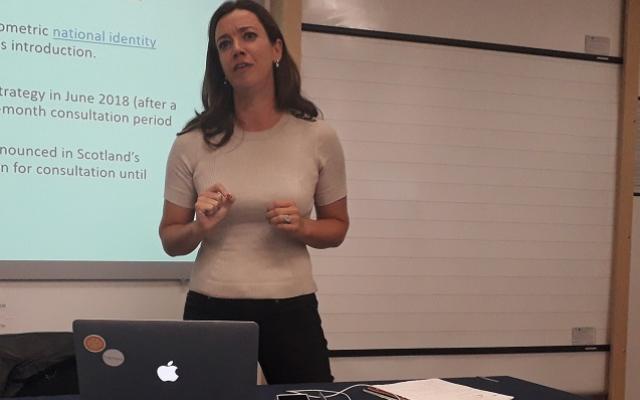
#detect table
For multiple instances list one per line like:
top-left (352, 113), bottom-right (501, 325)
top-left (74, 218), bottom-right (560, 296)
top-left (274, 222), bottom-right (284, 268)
top-left (262, 376), bottom-right (588, 400)
top-left (15, 376), bottom-right (589, 399)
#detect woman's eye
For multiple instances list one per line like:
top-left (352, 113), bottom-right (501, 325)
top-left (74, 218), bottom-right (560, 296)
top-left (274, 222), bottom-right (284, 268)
top-left (243, 31), bottom-right (257, 40)
top-left (217, 40), bottom-right (230, 51)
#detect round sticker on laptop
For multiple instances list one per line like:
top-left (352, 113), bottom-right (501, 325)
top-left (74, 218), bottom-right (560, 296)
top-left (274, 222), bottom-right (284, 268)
top-left (83, 334), bottom-right (106, 353)
top-left (102, 349), bottom-right (125, 367)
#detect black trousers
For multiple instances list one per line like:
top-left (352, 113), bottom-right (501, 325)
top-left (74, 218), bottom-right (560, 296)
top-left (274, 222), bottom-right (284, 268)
top-left (183, 290), bottom-right (334, 384)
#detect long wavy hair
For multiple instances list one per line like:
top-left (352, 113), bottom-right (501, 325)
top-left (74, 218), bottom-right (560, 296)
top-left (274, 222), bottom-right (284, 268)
top-left (179, 0), bottom-right (318, 148)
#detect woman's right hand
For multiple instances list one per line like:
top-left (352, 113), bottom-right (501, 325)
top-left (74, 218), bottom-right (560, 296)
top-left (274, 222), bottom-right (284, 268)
top-left (194, 183), bottom-right (235, 232)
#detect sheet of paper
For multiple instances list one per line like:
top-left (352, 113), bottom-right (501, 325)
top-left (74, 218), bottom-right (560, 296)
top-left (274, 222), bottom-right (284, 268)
top-left (369, 378), bottom-right (514, 400)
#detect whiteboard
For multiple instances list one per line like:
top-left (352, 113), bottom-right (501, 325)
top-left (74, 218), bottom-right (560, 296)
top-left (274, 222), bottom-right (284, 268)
top-left (301, 29), bottom-right (618, 350)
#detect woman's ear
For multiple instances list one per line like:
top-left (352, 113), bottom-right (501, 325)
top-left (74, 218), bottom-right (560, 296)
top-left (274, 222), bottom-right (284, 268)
top-left (272, 38), bottom-right (283, 62)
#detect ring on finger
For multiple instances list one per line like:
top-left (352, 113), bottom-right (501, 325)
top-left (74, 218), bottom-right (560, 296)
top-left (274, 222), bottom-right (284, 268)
top-left (283, 214), bottom-right (291, 224)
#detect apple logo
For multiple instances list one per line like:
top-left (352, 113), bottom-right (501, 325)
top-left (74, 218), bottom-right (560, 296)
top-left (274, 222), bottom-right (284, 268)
top-left (156, 361), bottom-right (179, 382)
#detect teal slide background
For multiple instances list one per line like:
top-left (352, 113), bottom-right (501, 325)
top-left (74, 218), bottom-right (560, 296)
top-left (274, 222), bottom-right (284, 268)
top-left (0, 0), bottom-right (223, 261)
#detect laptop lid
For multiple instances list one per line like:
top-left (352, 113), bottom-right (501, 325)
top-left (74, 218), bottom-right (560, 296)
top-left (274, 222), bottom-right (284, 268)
top-left (73, 319), bottom-right (258, 400)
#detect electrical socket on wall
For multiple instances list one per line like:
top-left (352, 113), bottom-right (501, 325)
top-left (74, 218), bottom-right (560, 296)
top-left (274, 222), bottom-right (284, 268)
top-left (584, 35), bottom-right (610, 56)
top-left (0, 303), bottom-right (7, 329)
top-left (572, 327), bottom-right (596, 345)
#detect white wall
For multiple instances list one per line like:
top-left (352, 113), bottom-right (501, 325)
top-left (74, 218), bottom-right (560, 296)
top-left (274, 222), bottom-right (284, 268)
top-left (302, 0), bottom-right (622, 56)
top-left (0, 1), bottom-right (628, 398)
top-left (0, 281), bottom-right (187, 331)
top-left (302, 0), bottom-right (625, 397)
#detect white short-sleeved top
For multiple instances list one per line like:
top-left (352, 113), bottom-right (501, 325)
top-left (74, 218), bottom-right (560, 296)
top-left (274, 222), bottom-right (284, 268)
top-left (164, 113), bottom-right (347, 299)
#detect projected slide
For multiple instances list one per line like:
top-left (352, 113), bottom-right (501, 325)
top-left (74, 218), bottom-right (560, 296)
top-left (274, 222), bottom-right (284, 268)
top-left (0, 0), bottom-right (222, 263)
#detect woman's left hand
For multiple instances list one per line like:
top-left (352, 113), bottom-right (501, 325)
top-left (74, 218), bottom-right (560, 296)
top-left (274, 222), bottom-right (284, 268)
top-left (265, 200), bottom-right (306, 236)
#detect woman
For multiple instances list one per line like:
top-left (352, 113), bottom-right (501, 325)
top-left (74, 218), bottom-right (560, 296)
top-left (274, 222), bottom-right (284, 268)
top-left (159, 0), bottom-right (348, 384)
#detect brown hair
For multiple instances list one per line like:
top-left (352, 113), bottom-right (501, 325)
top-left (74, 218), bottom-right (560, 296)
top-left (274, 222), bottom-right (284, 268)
top-left (179, 0), bottom-right (318, 147)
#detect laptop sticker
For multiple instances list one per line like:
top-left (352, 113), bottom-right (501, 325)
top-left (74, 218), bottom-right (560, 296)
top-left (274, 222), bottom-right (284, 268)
top-left (103, 349), bottom-right (125, 367)
top-left (83, 334), bottom-right (106, 353)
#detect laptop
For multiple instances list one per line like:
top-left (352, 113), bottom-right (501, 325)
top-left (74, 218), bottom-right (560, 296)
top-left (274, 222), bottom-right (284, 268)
top-left (73, 319), bottom-right (259, 400)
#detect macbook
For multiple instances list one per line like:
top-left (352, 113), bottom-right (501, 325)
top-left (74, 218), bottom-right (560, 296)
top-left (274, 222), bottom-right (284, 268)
top-left (73, 319), bottom-right (259, 400)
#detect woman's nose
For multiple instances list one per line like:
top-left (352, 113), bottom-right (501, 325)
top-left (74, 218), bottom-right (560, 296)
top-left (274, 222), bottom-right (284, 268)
top-left (231, 39), bottom-right (245, 56)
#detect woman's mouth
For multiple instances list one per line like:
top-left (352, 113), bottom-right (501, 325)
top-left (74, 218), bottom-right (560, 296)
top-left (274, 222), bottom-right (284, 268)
top-left (233, 62), bottom-right (252, 71)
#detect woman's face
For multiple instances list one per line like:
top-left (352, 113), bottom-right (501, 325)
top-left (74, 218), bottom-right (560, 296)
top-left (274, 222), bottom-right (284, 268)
top-left (214, 9), bottom-right (282, 93)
